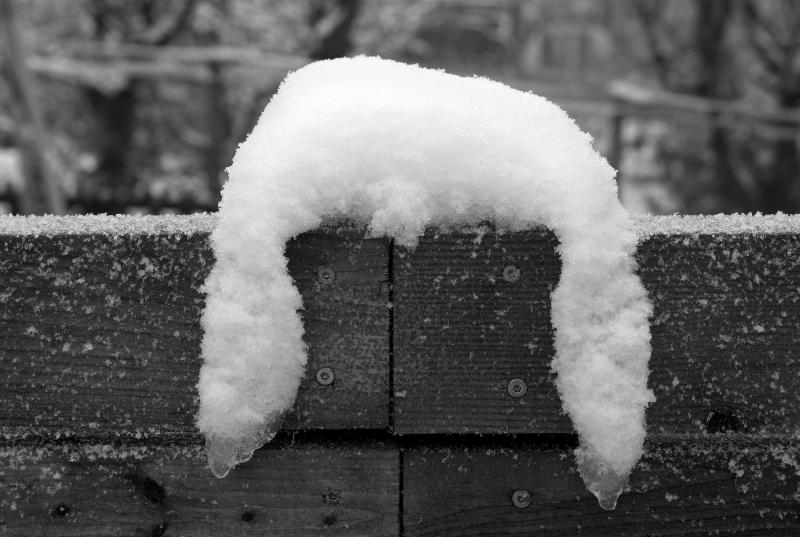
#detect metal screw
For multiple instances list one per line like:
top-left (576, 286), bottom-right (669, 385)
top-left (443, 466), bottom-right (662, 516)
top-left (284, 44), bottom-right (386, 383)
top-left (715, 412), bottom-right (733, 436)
top-left (316, 367), bottom-right (335, 386)
top-left (503, 265), bottom-right (521, 283)
top-left (507, 378), bottom-right (527, 398)
top-left (52, 504), bottom-right (71, 517)
top-left (512, 489), bottom-right (531, 509)
top-left (318, 266), bottom-right (336, 285)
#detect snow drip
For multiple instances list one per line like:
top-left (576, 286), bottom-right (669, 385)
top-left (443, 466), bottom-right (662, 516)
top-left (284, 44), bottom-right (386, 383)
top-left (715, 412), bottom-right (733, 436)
top-left (197, 56), bottom-right (654, 508)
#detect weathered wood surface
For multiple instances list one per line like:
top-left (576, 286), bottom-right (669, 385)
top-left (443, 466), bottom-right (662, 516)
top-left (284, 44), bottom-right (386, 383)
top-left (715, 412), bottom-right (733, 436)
top-left (403, 439), bottom-right (800, 536)
top-left (393, 230), bottom-right (564, 434)
top-left (5, 437), bottom-right (798, 537)
top-left (0, 439), bottom-right (399, 537)
top-left (394, 229), bottom-right (800, 436)
top-left (0, 221), bottom-right (390, 441)
top-left (3, 215), bottom-right (800, 536)
top-left (3, 216), bottom-right (800, 442)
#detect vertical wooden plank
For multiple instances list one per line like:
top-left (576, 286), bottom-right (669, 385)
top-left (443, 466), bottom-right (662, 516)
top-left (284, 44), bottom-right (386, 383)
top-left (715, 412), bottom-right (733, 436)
top-left (393, 228), bottom-right (568, 434)
top-left (284, 226), bottom-right (391, 430)
top-left (0, 440), bottom-right (399, 537)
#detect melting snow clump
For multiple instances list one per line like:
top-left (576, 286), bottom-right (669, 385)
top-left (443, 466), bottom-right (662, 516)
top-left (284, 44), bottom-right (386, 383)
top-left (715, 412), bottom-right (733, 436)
top-left (198, 56), bottom-right (653, 508)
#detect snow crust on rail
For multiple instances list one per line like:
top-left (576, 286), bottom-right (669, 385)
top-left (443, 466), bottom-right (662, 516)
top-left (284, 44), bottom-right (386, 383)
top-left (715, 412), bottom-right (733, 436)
top-left (4, 213), bottom-right (800, 238)
top-left (634, 213), bottom-right (800, 238)
top-left (0, 214), bottom-right (215, 236)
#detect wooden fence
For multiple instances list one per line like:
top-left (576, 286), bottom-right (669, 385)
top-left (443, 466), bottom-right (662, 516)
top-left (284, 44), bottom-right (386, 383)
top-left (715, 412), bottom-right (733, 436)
top-left (1, 214), bottom-right (799, 536)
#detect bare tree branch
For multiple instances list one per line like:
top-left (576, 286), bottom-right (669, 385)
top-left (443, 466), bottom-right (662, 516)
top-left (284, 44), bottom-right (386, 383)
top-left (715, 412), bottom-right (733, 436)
top-left (0, 0), bottom-right (66, 214)
top-left (308, 0), bottom-right (361, 60)
top-left (743, 1), bottom-right (787, 75)
top-left (135, 0), bottom-right (197, 46)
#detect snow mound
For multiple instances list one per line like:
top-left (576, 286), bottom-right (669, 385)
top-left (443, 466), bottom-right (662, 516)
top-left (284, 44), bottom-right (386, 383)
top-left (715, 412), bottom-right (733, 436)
top-left (197, 56), bottom-right (653, 508)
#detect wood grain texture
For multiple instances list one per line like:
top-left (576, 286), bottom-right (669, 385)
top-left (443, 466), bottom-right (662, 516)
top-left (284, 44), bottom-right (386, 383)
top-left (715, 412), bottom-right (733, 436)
top-left (393, 230), bottom-right (800, 435)
top-left (0, 226), bottom-right (390, 441)
top-left (393, 229), bottom-right (565, 434)
top-left (0, 440), bottom-right (399, 537)
top-left (403, 439), bottom-right (800, 536)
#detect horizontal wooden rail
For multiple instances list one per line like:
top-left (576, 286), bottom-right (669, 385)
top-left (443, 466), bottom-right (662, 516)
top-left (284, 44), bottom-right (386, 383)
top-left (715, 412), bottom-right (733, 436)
top-left (394, 219), bottom-right (800, 437)
top-left (2, 214), bottom-right (800, 441)
top-left (1, 436), bottom-right (400, 536)
top-left (3, 435), bottom-right (798, 535)
top-left (0, 215), bottom-right (390, 441)
top-left (2, 214), bottom-right (800, 535)
top-left (403, 437), bottom-right (800, 536)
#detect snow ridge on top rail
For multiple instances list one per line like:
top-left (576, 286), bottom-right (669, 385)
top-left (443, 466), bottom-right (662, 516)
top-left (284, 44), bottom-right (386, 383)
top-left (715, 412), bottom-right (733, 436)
top-left (633, 213), bottom-right (800, 237)
top-left (4, 213), bottom-right (800, 238)
top-left (0, 213), bottom-right (216, 236)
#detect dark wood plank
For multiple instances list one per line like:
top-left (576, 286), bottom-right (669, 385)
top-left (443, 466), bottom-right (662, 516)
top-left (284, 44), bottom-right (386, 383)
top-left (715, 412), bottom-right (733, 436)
top-left (284, 228), bottom-right (390, 429)
top-left (0, 440), bottom-right (399, 537)
top-left (0, 218), bottom-right (390, 441)
top-left (640, 232), bottom-right (800, 437)
top-left (393, 229), bottom-right (565, 434)
top-left (393, 229), bottom-right (800, 435)
top-left (403, 439), bottom-right (800, 536)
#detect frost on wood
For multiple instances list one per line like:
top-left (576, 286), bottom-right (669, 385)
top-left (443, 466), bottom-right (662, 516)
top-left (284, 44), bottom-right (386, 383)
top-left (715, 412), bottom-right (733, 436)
top-left (197, 56), bottom-right (653, 507)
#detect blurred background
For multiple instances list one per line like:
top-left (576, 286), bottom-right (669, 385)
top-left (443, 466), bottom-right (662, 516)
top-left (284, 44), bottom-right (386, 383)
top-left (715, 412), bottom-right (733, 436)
top-left (1, 0), bottom-right (799, 216)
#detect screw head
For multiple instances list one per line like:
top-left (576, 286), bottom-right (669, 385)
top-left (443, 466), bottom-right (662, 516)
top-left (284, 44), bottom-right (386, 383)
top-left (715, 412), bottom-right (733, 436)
top-left (316, 367), bottom-right (335, 386)
top-left (52, 504), bottom-right (71, 517)
top-left (512, 489), bottom-right (531, 509)
top-left (507, 378), bottom-right (527, 398)
top-left (503, 265), bottom-right (521, 283)
top-left (318, 267), bottom-right (336, 285)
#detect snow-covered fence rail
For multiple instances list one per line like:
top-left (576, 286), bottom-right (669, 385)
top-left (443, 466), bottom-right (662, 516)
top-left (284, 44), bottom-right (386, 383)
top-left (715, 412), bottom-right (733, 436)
top-left (395, 219), bottom-right (800, 436)
top-left (1, 214), bottom-right (799, 535)
top-left (0, 215), bottom-right (391, 438)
